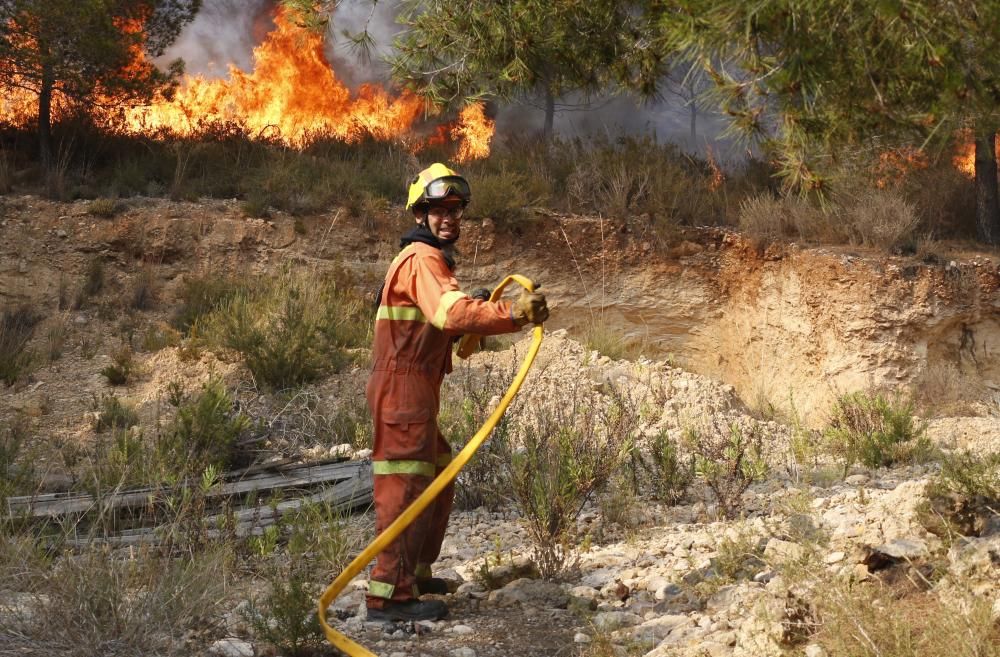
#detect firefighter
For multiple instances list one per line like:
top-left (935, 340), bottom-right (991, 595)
top-left (365, 163), bottom-right (549, 622)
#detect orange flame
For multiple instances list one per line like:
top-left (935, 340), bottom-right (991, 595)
top-left (452, 102), bottom-right (494, 163)
top-left (705, 145), bottom-right (724, 191)
top-left (1, 9), bottom-right (494, 158)
top-left (953, 132), bottom-right (975, 178)
top-left (874, 146), bottom-right (928, 187)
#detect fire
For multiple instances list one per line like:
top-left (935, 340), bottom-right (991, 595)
top-left (705, 145), bottom-right (724, 191)
top-left (874, 146), bottom-right (928, 187)
top-left (953, 133), bottom-right (975, 178)
top-left (452, 103), bottom-right (494, 163)
top-left (1, 9), bottom-right (494, 158)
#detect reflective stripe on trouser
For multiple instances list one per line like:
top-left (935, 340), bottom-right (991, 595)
top-left (367, 428), bottom-right (454, 605)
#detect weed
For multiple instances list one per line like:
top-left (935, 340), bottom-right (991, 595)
top-left (505, 387), bottom-right (634, 578)
top-left (0, 306), bottom-right (40, 386)
top-left (91, 393), bottom-right (140, 433)
top-left (582, 316), bottom-right (645, 361)
top-left (45, 313), bottom-right (68, 362)
top-left (82, 257), bottom-right (105, 298)
top-left (85, 197), bottom-right (120, 218)
top-left (0, 419), bottom-right (34, 506)
top-left (203, 268), bottom-right (370, 389)
top-left (129, 267), bottom-right (159, 310)
top-left (99, 343), bottom-right (135, 385)
top-left (823, 391), bottom-right (933, 475)
top-left (243, 568), bottom-right (322, 657)
top-left (640, 429), bottom-right (694, 505)
top-left (919, 450), bottom-right (1000, 539)
top-left (166, 380), bottom-right (186, 407)
top-left (685, 418), bottom-right (769, 518)
top-left (171, 272), bottom-right (247, 333)
top-left (240, 193), bottom-right (270, 218)
top-left (142, 322), bottom-right (181, 352)
top-left (155, 377), bottom-right (251, 477)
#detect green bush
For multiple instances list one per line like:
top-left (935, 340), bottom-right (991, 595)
top-left (685, 419), bottom-right (769, 518)
top-left (0, 306), bottom-right (40, 386)
top-left (85, 197), bottom-right (120, 218)
top-left (505, 390), bottom-right (634, 578)
top-left (156, 377), bottom-right (250, 477)
top-left (920, 451), bottom-right (1000, 539)
top-left (91, 394), bottom-right (139, 433)
top-left (99, 344), bottom-right (135, 386)
top-left (171, 272), bottom-right (248, 334)
top-left (203, 268), bottom-right (370, 389)
top-left (243, 569), bottom-right (322, 657)
top-left (823, 391), bottom-right (932, 474)
top-left (641, 429), bottom-right (695, 505)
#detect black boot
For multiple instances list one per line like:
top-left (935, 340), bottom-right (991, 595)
top-left (366, 599), bottom-right (449, 622)
top-left (416, 577), bottom-right (452, 595)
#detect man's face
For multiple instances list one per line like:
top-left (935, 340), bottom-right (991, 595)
top-left (416, 194), bottom-right (464, 241)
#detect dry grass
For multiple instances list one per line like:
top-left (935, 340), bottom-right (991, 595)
top-left (0, 306), bottom-right (40, 386)
top-left (911, 361), bottom-right (986, 417)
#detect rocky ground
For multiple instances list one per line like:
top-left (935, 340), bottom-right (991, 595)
top-left (2, 197), bottom-right (998, 657)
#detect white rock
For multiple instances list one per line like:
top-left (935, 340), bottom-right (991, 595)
top-left (874, 537), bottom-right (928, 560)
top-left (450, 648), bottom-right (476, 657)
top-left (574, 632), bottom-right (592, 644)
top-left (208, 638), bottom-right (254, 657)
top-left (845, 474), bottom-right (869, 485)
top-left (593, 610), bottom-right (643, 631)
top-left (451, 624), bottom-right (474, 636)
top-left (764, 538), bottom-right (805, 563)
top-left (805, 644), bottom-right (828, 657)
top-left (824, 551), bottom-right (846, 564)
top-left (328, 443), bottom-right (354, 459)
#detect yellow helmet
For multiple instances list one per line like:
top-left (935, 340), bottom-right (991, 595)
top-left (406, 163), bottom-right (471, 211)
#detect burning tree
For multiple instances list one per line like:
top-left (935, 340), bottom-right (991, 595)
top-left (652, 0), bottom-right (1000, 244)
top-left (0, 0), bottom-right (200, 169)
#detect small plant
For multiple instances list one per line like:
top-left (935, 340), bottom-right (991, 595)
top-left (0, 306), bottom-right (40, 386)
top-left (130, 267), bottom-right (158, 310)
top-left (641, 429), bottom-right (694, 505)
top-left (91, 394), bottom-right (140, 433)
top-left (582, 316), bottom-right (644, 361)
top-left (82, 257), bottom-right (105, 297)
top-left (166, 380), bottom-right (186, 407)
top-left (293, 217), bottom-right (306, 234)
top-left (46, 314), bottom-right (68, 362)
top-left (685, 419), bottom-right (769, 518)
top-left (920, 450), bottom-right (1000, 539)
top-left (100, 344), bottom-right (135, 385)
top-left (141, 323), bottom-right (181, 352)
top-left (823, 391), bottom-right (932, 474)
top-left (505, 389), bottom-right (633, 578)
top-left (85, 197), bottom-right (120, 218)
top-left (171, 272), bottom-right (247, 333)
top-left (243, 568), bottom-right (323, 657)
top-left (203, 268), bottom-right (370, 389)
top-left (0, 419), bottom-right (33, 506)
top-left (156, 377), bottom-right (250, 476)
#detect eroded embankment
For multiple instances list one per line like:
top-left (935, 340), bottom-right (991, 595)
top-left (2, 197), bottom-right (998, 422)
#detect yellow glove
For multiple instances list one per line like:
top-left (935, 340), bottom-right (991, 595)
top-left (512, 290), bottom-right (549, 326)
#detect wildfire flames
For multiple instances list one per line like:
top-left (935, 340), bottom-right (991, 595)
top-left (0, 9), bottom-right (494, 160)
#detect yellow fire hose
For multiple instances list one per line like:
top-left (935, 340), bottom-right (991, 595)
top-left (318, 274), bottom-right (544, 657)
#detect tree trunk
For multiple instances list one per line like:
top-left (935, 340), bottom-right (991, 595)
top-left (543, 88), bottom-right (555, 140)
top-left (38, 59), bottom-right (54, 171)
top-left (974, 132), bottom-right (1000, 245)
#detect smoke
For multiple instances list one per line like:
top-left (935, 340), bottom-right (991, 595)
top-left (158, 0), bottom-right (735, 154)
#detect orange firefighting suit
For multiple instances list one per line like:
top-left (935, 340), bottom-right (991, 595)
top-left (366, 241), bottom-right (519, 607)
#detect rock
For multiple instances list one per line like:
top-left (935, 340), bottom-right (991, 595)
top-left (487, 578), bottom-right (568, 609)
top-left (208, 638), bottom-right (254, 657)
top-left (574, 632), bottom-right (592, 644)
top-left (450, 648), bottom-right (476, 657)
top-left (824, 551), bottom-right (846, 564)
top-left (804, 644), bottom-right (827, 657)
top-left (56, 229), bottom-right (68, 238)
top-left (74, 315), bottom-right (88, 325)
top-left (593, 610), bottom-right (643, 632)
top-left (629, 614), bottom-right (692, 643)
top-left (873, 537), bottom-right (928, 560)
top-left (451, 624), bottom-right (474, 636)
top-left (764, 538), bottom-right (805, 563)
top-left (328, 443), bottom-right (353, 459)
top-left (455, 581), bottom-right (487, 599)
top-left (845, 474), bottom-right (869, 485)
top-left (353, 448), bottom-right (373, 460)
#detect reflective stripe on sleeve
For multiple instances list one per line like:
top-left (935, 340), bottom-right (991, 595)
top-left (432, 290), bottom-right (467, 329)
top-left (376, 305), bottom-right (426, 322)
top-left (372, 459), bottom-right (436, 478)
top-left (368, 580), bottom-right (395, 599)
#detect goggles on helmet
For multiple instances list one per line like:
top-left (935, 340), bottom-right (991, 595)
top-left (423, 176), bottom-right (471, 205)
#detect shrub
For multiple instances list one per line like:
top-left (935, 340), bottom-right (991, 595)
top-left (640, 429), bottom-right (695, 505)
top-left (920, 451), bottom-right (1000, 539)
top-left (243, 569), bottom-right (323, 657)
top-left (439, 363), bottom-right (517, 510)
top-left (823, 391), bottom-right (932, 474)
top-left (82, 257), bottom-right (105, 297)
top-left (685, 418), bottom-right (769, 518)
top-left (738, 193), bottom-right (838, 242)
top-left (46, 314), bottom-right (68, 362)
top-left (505, 389), bottom-right (635, 578)
top-left (466, 168), bottom-right (533, 222)
top-left (0, 306), bottom-right (40, 386)
top-left (99, 344), bottom-right (135, 385)
top-left (0, 419), bottom-right (33, 506)
top-left (911, 361), bottom-right (985, 418)
top-left (91, 394), bottom-right (140, 433)
top-left (203, 268), bottom-right (370, 389)
top-left (155, 377), bottom-right (250, 477)
top-left (129, 267), bottom-right (158, 311)
top-left (85, 197), bottom-right (120, 218)
top-left (840, 187), bottom-right (921, 250)
top-left (171, 272), bottom-right (247, 333)
top-left (582, 316), bottom-right (645, 361)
